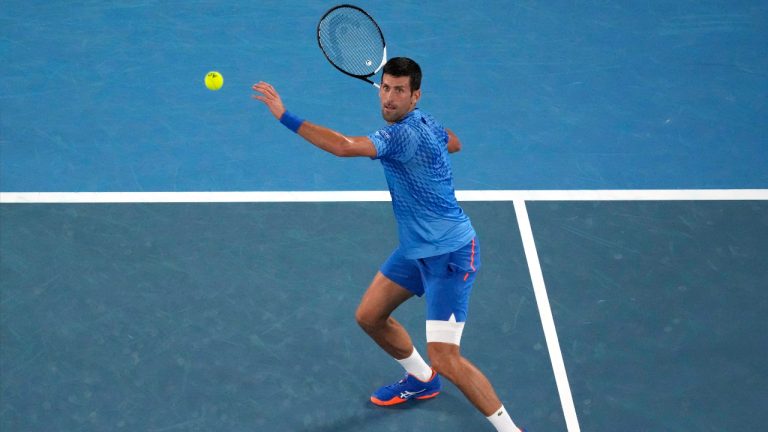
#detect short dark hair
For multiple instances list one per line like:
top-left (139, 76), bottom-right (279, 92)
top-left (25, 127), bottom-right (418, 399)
top-left (381, 57), bottom-right (422, 91)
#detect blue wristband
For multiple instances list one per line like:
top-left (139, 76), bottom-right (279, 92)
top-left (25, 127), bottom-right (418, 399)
top-left (279, 111), bottom-right (305, 133)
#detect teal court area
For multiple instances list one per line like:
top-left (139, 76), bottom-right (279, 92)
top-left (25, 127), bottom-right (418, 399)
top-left (2, 199), bottom-right (766, 431)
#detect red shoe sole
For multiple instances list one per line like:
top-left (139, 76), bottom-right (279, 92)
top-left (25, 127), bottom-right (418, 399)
top-left (370, 391), bottom-right (441, 406)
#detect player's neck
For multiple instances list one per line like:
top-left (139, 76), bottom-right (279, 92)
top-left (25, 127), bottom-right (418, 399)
top-left (387, 107), bottom-right (417, 125)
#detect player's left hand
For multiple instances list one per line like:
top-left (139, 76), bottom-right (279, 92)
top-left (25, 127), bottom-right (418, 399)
top-left (252, 82), bottom-right (286, 120)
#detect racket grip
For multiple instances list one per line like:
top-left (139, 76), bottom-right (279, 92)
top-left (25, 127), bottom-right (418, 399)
top-left (280, 111), bottom-right (305, 133)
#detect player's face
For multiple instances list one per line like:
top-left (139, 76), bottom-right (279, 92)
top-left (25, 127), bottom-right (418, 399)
top-left (379, 74), bottom-right (421, 123)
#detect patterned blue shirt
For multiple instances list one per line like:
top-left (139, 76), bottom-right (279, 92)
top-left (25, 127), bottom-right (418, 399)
top-left (369, 108), bottom-right (475, 259)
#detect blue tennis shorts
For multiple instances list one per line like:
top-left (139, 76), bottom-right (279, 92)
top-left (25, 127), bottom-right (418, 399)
top-left (380, 237), bottom-right (481, 323)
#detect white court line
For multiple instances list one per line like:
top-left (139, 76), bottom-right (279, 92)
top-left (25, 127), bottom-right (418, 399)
top-left (514, 199), bottom-right (581, 432)
top-left (458, 189), bottom-right (768, 201)
top-left (1, 189), bottom-right (767, 203)
top-left (0, 191), bottom-right (392, 203)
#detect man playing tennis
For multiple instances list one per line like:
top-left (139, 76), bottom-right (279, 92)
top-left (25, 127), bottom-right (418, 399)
top-left (252, 57), bottom-right (523, 432)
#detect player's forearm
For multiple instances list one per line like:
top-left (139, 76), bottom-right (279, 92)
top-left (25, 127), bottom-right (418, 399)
top-left (277, 110), bottom-right (350, 156)
top-left (296, 121), bottom-right (354, 157)
top-left (276, 110), bottom-right (376, 158)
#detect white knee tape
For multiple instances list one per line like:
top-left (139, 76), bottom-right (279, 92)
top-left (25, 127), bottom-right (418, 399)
top-left (426, 320), bottom-right (465, 345)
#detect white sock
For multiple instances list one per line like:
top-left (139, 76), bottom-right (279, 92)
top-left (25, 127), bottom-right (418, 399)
top-left (486, 405), bottom-right (520, 432)
top-left (395, 347), bottom-right (433, 382)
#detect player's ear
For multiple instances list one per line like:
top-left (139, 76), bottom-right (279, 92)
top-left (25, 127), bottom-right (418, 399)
top-left (412, 88), bottom-right (421, 104)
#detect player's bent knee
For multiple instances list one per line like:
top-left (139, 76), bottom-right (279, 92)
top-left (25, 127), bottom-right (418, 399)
top-left (427, 346), bottom-right (462, 380)
top-left (431, 358), bottom-right (458, 379)
top-left (355, 308), bottom-right (373, 331)
top-left (355, 307), bottom-right (384, 333)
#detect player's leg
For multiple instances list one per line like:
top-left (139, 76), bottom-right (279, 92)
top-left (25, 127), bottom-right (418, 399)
top-left (355, 271), bottom-right (415, 359)
top-left (427, 343), bottom-right (521, 431)
top-left (426, 342), bottom-right (502, 415)
top-left (421, 238), bottom-right (523, 431)
top-left (358, 248), bottom-right (440, 406)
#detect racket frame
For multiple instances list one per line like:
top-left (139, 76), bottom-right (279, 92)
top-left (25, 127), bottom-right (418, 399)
top-left (317, 4), bottom-right (387, 88)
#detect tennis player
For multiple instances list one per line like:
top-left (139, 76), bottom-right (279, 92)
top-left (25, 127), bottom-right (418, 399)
top-left (252, 57), bottom-right (523, 432)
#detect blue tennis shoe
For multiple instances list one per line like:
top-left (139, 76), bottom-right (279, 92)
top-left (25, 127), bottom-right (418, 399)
top-left (370, 370), bottom-right (442, 406)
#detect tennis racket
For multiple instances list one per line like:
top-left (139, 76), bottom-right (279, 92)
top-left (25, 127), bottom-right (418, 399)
top-left (317, 4), bottom-right (387, 88)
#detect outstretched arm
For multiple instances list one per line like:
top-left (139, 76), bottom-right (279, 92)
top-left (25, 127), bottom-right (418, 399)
top-left (252, 82), bottom-right (376, 158)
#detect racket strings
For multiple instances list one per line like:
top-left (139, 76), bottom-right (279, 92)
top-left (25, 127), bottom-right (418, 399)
top-left (318, 8), bottom-right (384, 76)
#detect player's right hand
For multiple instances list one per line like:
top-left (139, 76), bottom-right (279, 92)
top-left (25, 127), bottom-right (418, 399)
top-left (252, 81), bottom-right (286, 120)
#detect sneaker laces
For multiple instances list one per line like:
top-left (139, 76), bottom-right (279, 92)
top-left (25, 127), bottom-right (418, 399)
top-left (384, 374), bottom-right (409, 390)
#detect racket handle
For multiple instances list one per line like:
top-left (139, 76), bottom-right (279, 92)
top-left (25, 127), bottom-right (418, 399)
top-left (373, 82), bottom-right (380, 89)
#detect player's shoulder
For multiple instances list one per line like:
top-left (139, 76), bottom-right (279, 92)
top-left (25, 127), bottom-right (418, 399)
top-left (407, 108), bottom-right (429, 123)
top-left (411, 109), bottom-right (443, 128)
top-left (394, 109), bottom-right (435, 132)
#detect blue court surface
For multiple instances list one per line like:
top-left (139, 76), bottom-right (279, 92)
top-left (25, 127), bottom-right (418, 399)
top-left (1, 1), bottom-right (767, 431)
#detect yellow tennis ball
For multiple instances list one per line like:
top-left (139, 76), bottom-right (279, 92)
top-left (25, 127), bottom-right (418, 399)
top-left (205, 71), bottom-right (223, 91)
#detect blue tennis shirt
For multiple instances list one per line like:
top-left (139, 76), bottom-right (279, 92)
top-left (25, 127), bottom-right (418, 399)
top-left (369, 108), bottom-right (475, 259)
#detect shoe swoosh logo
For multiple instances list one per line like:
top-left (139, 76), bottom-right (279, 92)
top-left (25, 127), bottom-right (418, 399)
top-left (400, 389), bottom-right (427, 399)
